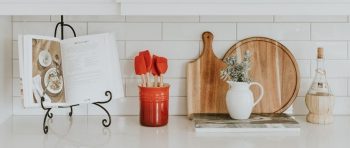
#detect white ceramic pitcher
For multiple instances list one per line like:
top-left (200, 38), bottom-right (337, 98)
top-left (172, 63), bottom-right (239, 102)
top-left (226, 81), bottom-right (264, 119)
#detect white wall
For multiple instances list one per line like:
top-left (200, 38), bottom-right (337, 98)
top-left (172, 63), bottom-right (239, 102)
top-left (11, 15), bottom-right (350, 115)
top-left (0, 16), bottom-right (12, 123)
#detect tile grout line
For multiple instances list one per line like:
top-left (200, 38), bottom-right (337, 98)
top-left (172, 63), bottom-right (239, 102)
top-left (86, 22), bottom-right (89, 35)
top-left (235, 23), bottom-right (238, 40)
top-left (11, 17), bottom-right (14, 114)
top-left (86, 19), bottom-right (89, 116)
top-left (309, 59), bottom-right (312, 79)
top-left (123, 40), bottom-right (127, 102)
top-left (161, 22), bottom-right (164, 40)
top-left (347, 79), bottom-right (349, 96)
top-left (347, 41), bottom-right (349, 60)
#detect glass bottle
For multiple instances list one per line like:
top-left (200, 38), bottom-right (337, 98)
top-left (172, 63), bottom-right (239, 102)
top-left (305, 47), bottom-right (335, 124)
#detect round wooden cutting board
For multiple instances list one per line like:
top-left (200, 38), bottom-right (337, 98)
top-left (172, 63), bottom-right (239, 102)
top-left (223, 37), bottom-right (300, 113)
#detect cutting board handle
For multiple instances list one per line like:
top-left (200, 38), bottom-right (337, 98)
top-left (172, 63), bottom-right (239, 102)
top-left (202, 32), bottom-right (214, 55)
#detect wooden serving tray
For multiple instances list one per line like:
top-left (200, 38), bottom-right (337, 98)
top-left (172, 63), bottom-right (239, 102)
top-left (224, 37), bottom-right (300, 113)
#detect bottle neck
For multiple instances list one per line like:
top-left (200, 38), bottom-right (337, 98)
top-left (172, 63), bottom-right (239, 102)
top-left (316, 58), bottom-right (325, 70)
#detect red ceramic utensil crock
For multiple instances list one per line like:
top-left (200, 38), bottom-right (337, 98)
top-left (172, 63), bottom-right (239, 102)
top-left (139, 84), bottom-right (170, 127)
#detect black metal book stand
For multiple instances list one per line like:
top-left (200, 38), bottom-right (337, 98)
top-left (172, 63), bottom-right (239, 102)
top-left (40, 15), bottom-right (112, 134)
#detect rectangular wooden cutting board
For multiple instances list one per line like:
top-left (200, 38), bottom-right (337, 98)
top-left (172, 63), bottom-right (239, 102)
top-left (187, 32), bottom-right (228, 118)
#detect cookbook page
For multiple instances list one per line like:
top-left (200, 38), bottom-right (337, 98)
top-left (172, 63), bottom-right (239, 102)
top-left (20, 35), bottom-right (68, 107)
top-left (60, 33), bottom-right (124, 105)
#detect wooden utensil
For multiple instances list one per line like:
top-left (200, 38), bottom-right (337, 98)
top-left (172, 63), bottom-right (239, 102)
top-left (156, 56), bottom-right (168, 87)
top-left (187, 32), bottom-right (228, 118)
top-left (140, 50), bottom-right (152, 87)
top-left (151, 55), bottom-right (160, 87)
top-left (134, 55), bottom-right (147, 87)
top-left (223, 37), bottom-right (300, 113)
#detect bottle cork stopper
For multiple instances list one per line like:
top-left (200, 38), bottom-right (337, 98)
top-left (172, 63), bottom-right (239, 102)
top-left (317, 47), bottom-right (324, 59)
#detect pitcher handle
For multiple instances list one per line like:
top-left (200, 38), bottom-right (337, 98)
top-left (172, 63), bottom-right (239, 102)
top-left (249, 82), bottom-right (264, 107)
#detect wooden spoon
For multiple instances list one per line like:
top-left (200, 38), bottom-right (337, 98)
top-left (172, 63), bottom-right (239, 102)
top-left (134, 55), bottom-right (147, 87)
top-left (156, 56), bottom-right (168, 87)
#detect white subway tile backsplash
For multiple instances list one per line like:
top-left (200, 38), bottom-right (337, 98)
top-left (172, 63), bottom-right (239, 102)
top-left (11, 15), bottom-right (350, 115)
top-left (51, 15), bottom-right (125, 22)
top-left (237, 23), bottom-right (310, 40)
top-left (55, 23), bottom-right (88, 38)
top-left (13, 22), bottom-right (87, 40)
top-left (12, 16), bottom-right (51, 22)
top-left (299, 78), bottom-right (312, 97)
top-left (88, 23), bottom-right (162, 40)
top-left (12, 78), bottom-right (21, 97)
top-left (12, 97), bottom-right (88, 115)
top-left (298, 78), bottom-right (348, 97)
top-left (200, 16), bottom-right (273, 22)
top-left (311, 60), bottom-right (350, 78)
top-left (13, 60), bottom-right (19, 78)
top-left (121, 60), bottom-right (136, 78)
top-left (116, 41), bottom-right (126, 59)
top-left (282, 41), bottom-right (348, 60)
top-left (125, 41), bottom-right (199, 60)
top-left (125, 78), bottom-right (186, 97)
top-left (88, 97), bottom-right (139, 115)
top-left (169, 97), bottom-right (187, 115)
top-left (292, 97), bottom-right (350, 115)
top-left (13, 22), bottom-right (56, 40)
top-left (312, 23), bottom-right (350, 40)
top-left (12, 41), bottom-right (18, 59)
top-left (166, 60), bottom-right (189, 78)
top-left (348, 79), bottom-right (350, 96)
top-left (126, 16), bottom-right (199, 22)
top-left (163, 23), bottom-right (236, 40)
top-left (125, 79), bottom-right (139, 96)
top-left (329, 79), bottom-right (348, 97)
top-left (297, 60), bottom-right (311, 78)
top-left (334, 97), bottom-right (350, 115)
top-left (274, 16), bottom-right (348, 23)
top-left (348, 41), bottom-right (350, 59)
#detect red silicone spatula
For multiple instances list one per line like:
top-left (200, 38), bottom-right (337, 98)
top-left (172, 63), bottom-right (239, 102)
top-left (156, 56), bottom-right (168, 87)
top-left (139, 50), bottom-right (152, 87)
top-left (134, 55), bottom-right (147, 87)
top-left (151, 55), bottom-right (160, 87)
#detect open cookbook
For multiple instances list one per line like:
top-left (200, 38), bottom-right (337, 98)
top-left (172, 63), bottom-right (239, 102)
top-left (18, 33), bottom-right (124, 108)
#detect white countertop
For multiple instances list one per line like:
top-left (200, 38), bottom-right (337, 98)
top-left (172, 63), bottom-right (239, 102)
top-left (0, 115), bottom-right (349, 148)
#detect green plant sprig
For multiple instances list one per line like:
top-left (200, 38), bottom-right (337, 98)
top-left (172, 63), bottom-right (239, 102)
top-left (220, 51), bottom-right (252, 83)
